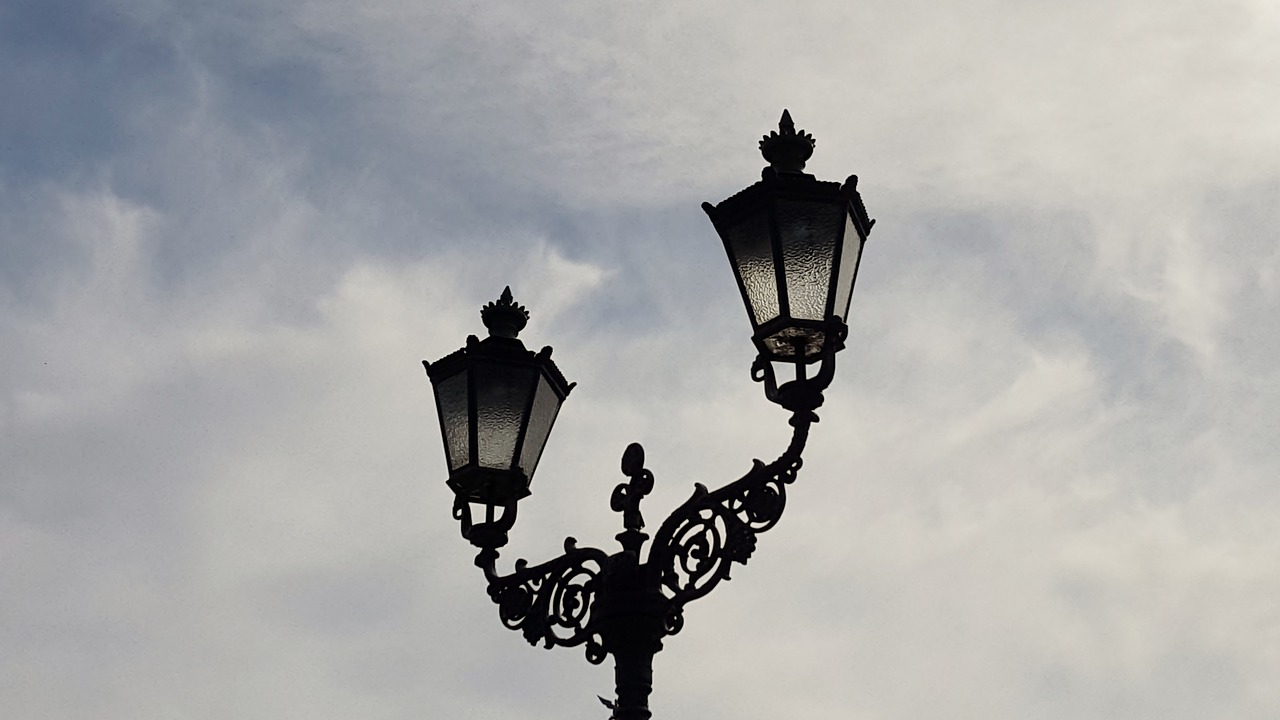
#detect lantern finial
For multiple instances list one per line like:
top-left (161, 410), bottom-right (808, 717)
top-left (481, 287), bottom-right (529, 339)
top-left (759, 109), bottom-right (815, 173)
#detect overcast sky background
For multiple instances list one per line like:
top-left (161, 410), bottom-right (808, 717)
top-left (3, 1), bottom-right (1279, 718)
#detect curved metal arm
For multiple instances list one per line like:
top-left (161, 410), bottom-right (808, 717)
top-left (641, 332), bottom-right (841, 636)
top-left (451, 331), bottom-right (842, 670)
top-left (479, 537), bottom-right (612, 664)
top-left (645, 409), bottom-right (812, 635)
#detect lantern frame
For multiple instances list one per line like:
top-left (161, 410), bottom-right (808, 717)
top-left (423, 288), bottom-right (574, 507)
top-left (702, 111), bottom-right (875, 364)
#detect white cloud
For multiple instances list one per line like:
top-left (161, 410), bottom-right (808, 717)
top-left (3, 1), bottom-right (1279, 719)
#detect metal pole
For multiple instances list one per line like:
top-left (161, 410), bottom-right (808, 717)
top-left (611, 649), bottom-right (654, 720)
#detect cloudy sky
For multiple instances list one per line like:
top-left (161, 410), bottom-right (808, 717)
top-left (3, 1), bottom-right (1279, 718)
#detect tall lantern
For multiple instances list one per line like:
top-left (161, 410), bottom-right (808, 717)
top-left (423, 288), bottom-right (575, 507)
top-left (703, 110), bottom-right (875, 363)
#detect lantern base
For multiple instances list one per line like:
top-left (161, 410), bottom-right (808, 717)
top-left (446, 466), bottom-right (532, 506)
top-left (753, 317), bottom-right (847, 363)
top-left (453, 495), bottom-right (518, 553)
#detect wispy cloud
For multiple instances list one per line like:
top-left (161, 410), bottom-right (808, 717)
top-left (3, 1), bottom-right (1278, 718)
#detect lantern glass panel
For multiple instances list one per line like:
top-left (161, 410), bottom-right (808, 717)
top-left (434, 370), bottom-right (471, 471)
top-left (518, 374), bottom-right (563, 478)
top-left (475, 363), bottom-right (536, 470)
top-left (723, 211), bottom-right (780, 327)
top-left (832, 213), bottom-right (863, 321)
top-left (777, 199), bottom-right (844, 321)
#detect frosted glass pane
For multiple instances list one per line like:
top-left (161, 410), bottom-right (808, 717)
top-left (832, 214), bottom-right (862, 321)
top-left (723, 212), bottom-right (779, 326)
top-left (475, 364), bottom-right (535, 470)
top-left (518, 374), bottom-right (562, 479)
top-left (778, 200), bottom-right (842, 321)
top-left (435, 372), bottom-right (470, 471)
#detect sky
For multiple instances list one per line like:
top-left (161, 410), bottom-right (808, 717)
top-left (2, 0), bottom-right (1279, 718)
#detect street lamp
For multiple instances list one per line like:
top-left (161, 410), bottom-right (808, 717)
top-left (423, 111), bottom-right (874, 720)
top-left (424, 288), bottom-right (575, 549)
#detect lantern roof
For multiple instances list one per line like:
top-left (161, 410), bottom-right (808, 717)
top-left (424, 290), bottom-right (575, 398)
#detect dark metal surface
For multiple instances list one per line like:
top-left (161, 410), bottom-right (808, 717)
top-left (458, 345), bottom-right (834, 719)
top-left (426, 112), bottom-right (872, 719)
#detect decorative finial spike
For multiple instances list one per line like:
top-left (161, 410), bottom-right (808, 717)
top-left (480, 287), bottom-right (529, 339)
top-left (759, 109), bottom-right (814, 173)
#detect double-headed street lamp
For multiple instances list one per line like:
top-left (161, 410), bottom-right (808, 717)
top-left (424, 111), bottom-right (875, 720)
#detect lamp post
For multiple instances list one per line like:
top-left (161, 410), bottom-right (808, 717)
top-left (423, 111), bottom-right (874, 720)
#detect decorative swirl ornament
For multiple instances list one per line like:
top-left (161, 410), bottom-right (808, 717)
top-left (459, 374), bottom-right (827, 720)
top-left (482, 537), bottom-right (609, 662)
top-left (463, 345), bottom-right (830, 720)
top-left (647, 413), bottom-right (810, 624)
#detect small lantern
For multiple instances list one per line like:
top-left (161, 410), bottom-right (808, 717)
top-left (702, 110), bottom-right (875, 363)
top-left (424, 288), bottom-right (575, 506)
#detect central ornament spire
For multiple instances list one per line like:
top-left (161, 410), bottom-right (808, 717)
top-left (611, 443), bottom-right (655, 555)
top-left (481, 286), bottom-right (529, 339)
top-left (758, 109), bottom-right (815, 173)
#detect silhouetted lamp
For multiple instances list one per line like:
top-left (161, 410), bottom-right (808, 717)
top-left (421, 111), bottom-right (875, 720)
top-left (703, 110), bottom-right (876, 363)
top-left (423, 287), bottom-right (574, 510)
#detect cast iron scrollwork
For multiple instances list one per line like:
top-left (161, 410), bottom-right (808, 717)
top-left (480, 538), bottom-right (610, 664)
top-left (646, 408), bottom-right (812, 634)
top-left (457, 338), bottom-right (840, 718)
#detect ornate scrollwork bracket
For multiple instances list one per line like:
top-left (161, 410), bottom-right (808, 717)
top-left (644, 404), bottom-right (812, 640)
top-left (453, 339), bottom-right (837, 718)
top-left (480, 536), bottom-right (611, 665)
